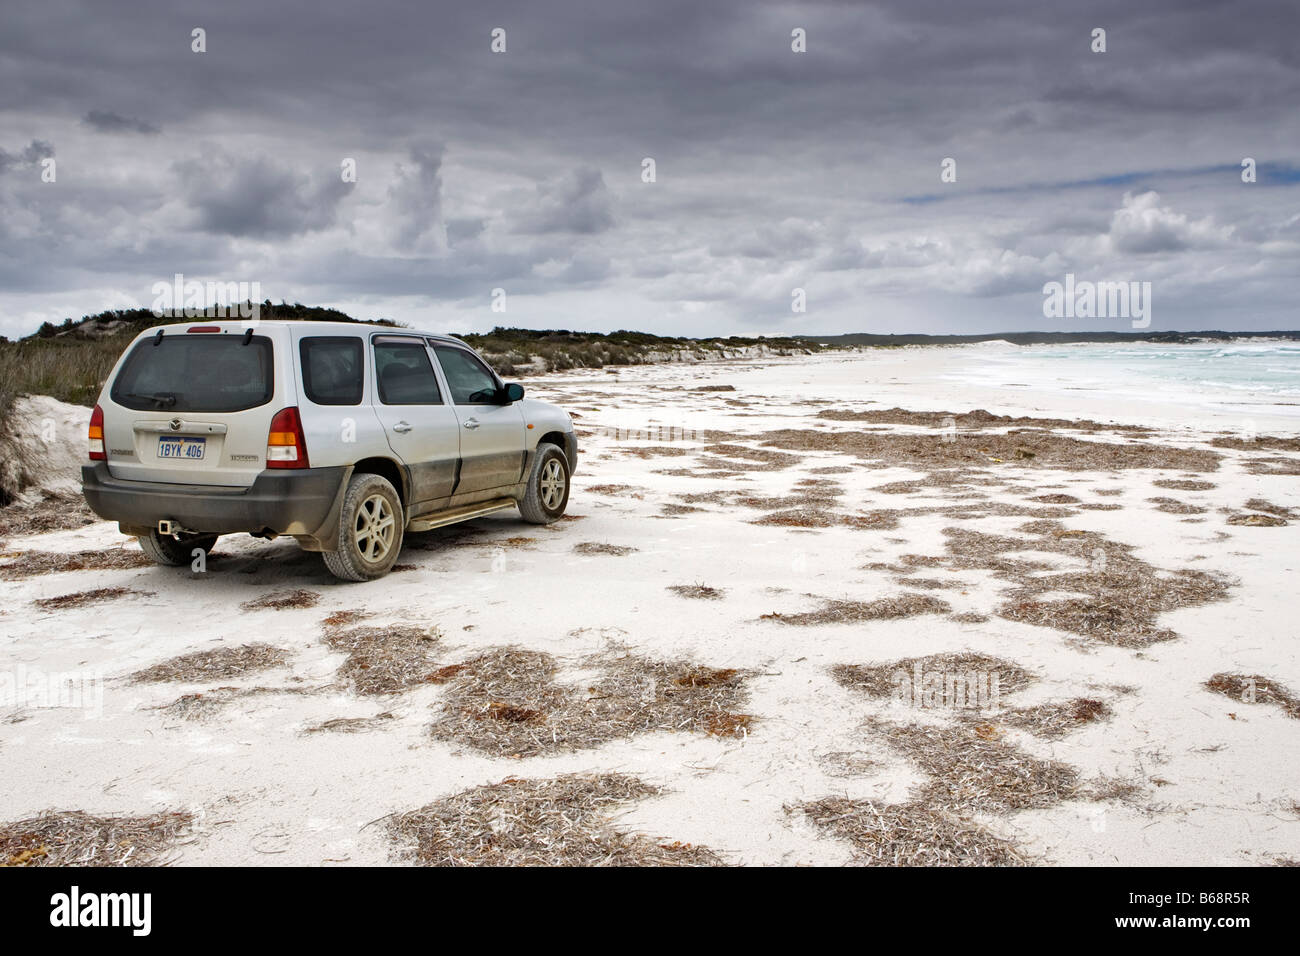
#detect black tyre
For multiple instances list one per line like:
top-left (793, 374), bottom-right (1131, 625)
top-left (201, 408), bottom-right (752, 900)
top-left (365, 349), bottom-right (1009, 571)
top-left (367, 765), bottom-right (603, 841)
top-left (518, 443), bottom-right (570, 524)
top-left (137, 531), bottom-right (218, 567)
top-left (322, 472), bottom-right (405, 582)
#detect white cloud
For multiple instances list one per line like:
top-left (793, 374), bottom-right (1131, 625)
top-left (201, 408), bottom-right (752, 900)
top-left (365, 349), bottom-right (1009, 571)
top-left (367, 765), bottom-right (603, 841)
top-left (1106, 190), bottom-right (1234, 254)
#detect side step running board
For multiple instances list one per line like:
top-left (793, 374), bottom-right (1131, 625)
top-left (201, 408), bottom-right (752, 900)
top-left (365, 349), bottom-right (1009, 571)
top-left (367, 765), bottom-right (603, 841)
top-left (406, 497), bottom-right (516, 533)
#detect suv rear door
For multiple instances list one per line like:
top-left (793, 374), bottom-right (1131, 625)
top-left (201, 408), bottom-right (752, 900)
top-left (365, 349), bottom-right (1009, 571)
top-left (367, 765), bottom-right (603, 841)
top-left (371, 334), bottom-right (460, 514)
top-left (103, 326), bottom-right (287, 488)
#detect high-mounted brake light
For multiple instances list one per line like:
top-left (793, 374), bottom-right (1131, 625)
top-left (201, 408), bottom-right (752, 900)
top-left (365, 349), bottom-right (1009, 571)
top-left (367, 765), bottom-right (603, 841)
top-left (266, 407), bottom-right (309, 469)
top-left (88, 404), bottom-right (106, 461)
top-left (187, 325), bottom-right (221, 333)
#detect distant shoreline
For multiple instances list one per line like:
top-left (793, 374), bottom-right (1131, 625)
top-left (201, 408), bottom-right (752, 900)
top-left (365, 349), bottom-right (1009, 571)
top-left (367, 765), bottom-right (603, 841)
top-left (807, 330), bottom-right (1300, 347)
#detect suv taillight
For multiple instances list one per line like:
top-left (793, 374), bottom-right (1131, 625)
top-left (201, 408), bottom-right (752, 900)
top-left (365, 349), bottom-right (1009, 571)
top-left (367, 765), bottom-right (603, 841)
top-left (266, 407), bottom-right (309, 469)
top-left (88, 404), bottom-right (106, 461)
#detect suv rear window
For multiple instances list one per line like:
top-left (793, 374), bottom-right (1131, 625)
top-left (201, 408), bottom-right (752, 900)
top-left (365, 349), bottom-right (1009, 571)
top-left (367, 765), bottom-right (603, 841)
top-left (374, 338), bottom-right (443, 405)
top-left (300, 336), bottom-right (363, 406)
top-left (111, 334), bottom-right (274, 412)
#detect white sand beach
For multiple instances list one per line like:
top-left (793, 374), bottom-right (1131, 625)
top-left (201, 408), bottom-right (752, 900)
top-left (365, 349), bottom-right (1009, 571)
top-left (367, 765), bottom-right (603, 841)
top-left (2, 346), bottom-right (1298, 866)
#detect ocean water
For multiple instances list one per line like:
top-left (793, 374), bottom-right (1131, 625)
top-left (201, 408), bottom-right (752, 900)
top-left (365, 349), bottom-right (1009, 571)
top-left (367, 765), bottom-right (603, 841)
top-left (944, 341), bottom-right (1300, 414)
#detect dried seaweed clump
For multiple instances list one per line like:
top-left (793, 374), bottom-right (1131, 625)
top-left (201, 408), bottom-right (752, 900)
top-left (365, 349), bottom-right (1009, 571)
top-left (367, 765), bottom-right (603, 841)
top-left (797, 716), bottom-right (1080, 865)
top-left (735, 484), bottom-right (844, 509)
top-left (0, 489), bottom-right (98, 537)
top-left (305, 713), bottom-right (396, 734)
top-left (1243, 498), bottom-right (1296, 519)
top-left (323, 624), bottom-right (445, 695)
top-left (874, 481), bottom-right (926, 495)
top-left (939, 523), bottom-right (1232, 647)
top-left (870, 718), bottom-right (1081, 814)
top-left (151, 683), bottom-right (319, 720)
top-left (619, 444), bottom-right (694, 460)
top-left (34, 586), bottom-right (139, 610)
top-left (796, 797), bottom-right (1026, 866)
top-left (573, 541), bottom-right (637, 556)
top-left (755, 426), bottom-right (1219, 474)
top-left (748, 506), bottom-right (904, 531)
top-left (1000, 592), bottom-right (1187, 647)
top-left (130, 643), bottom-right (290, 683)
top-left (1210, 435), bottom-right (1300, 452)
top-left (584, 484), bottom-right (645, 497)
top-left (156, 689), bottom-right (237, 720)
top-left (240, 588), bottom-right (320, 611)
top-left (1240, 457), bottom-right (1300, 477)
top-left (815, 407), bottom-right (1149, 434)
top-left (322, 608), bottom-right (366, 629)
top-left (1, 810), bottom-right (194, 866)
top-left (1226, 513), bottom-right (1288, 527)
top-left (750, 508), bottom-right (839, 528)
top-left (667, 584), bottom-right (725, 600)
top-left (1146, 496), bottom-right (1207, 515)
top-left (388, 773), bottom-right (723, 867)
top-left (428, 647), bottom-right (752, 757)
top-left (989, 698), bottom-right (1113, 738)
top-left (763, 593), bottom-right (950, 626)
top-left (832, 652), bottom-right (1037, 701)
top-left (0, 548), bottom-right (151, 581)
top-left (892, 576), bottom-right (960, 590)
top-left (1204, 673), bottom-right (1300, 718)
top-left (698, 442), bottom-right (800, 472)
top-left (1152, 479), bottom-right (1215, 491)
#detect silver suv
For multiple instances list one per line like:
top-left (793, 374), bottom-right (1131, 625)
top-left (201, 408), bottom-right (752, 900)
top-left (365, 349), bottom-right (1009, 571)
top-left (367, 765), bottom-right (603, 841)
top-left (81, 320), bottom-right (577, 580)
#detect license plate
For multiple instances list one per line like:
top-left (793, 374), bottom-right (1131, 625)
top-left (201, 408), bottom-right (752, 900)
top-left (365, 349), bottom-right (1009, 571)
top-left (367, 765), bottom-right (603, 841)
top-left (158, 436), bottom-right (207, 460)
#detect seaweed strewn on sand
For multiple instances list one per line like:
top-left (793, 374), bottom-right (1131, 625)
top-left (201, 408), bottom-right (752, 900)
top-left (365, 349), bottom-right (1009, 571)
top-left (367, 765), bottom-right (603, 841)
top-left (0, 548), bottom-right (151, 580)
top-left (130, 643), bottom-right (291, 683)
top-left (762, 593), bottom-right (951, 626)
top-left (832, 652), bottom-right (1037, 699)
top-left (388, 773), bottom-right (723, 867)
top-left (1, 810), bottom-right (194, 866)
top-left (1205, 673), bottom-right (1300, 718)
top-left (428, 648), bottom-right (752, 757)
top-left (322, 625), bottom-right (445, 696)
top-left (757, 427), bottom-right (1220, 473)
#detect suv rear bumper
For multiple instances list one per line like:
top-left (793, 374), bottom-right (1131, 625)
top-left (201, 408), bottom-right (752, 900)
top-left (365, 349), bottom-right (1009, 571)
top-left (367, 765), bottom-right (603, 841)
top-left (81, 462), bottom-right (348, 538)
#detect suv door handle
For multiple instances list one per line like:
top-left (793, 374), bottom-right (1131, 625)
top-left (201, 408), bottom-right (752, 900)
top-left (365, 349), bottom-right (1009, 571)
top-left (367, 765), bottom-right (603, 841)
top-left (392, 421), bottom-right (412, 433)
top-left (462, 418), bottom-right (480, 430)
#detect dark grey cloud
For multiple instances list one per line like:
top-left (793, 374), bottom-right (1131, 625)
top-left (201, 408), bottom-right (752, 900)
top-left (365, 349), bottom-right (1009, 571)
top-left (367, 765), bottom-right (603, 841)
top-left (0, 0), bottom-right (1297, 337)
top-left (0, 139), bottom-right (54, 172)
top-left (173, 152), bottom-right (353, 237)
top-left (511, 167), bottom-right (615, 235)
top-left (82, 109), bottom-right (159, 134)
top-left (387, 142), bottom-right (446, 250)
top-left (446, 217), bottom-right (486, 246)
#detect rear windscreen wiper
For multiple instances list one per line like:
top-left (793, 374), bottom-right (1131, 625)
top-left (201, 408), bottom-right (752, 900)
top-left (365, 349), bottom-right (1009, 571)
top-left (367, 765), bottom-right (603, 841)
top-left (125, 391), bottom-right (178, 408)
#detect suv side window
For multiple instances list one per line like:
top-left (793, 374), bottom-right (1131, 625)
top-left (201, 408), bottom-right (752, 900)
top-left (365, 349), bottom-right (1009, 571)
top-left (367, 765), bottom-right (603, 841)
top-left (300, 336), bottom-right (363, 406)
top-left (374, 338), bottom-right (443, 405)
top-left (432, 345), bottom-right (499, 405)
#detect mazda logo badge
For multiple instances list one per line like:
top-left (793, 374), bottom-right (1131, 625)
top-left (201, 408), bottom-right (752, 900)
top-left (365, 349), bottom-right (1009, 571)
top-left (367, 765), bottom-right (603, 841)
top-left (169, 419), bottom-right (182, 431)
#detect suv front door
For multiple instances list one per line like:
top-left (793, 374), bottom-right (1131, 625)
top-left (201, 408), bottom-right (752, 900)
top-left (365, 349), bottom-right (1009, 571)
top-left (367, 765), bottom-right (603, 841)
top-left (371, 335), bottom-right (460, 515)
top-left (430, 343), bottom-right (526, 495)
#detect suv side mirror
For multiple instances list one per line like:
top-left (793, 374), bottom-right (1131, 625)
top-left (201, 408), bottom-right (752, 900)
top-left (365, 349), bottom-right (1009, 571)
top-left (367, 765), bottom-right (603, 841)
top-left (500, 382), bottom-right (525, 403)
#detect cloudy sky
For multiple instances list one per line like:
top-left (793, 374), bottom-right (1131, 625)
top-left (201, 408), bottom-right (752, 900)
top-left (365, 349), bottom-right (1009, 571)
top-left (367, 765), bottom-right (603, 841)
top-left (1, 0), bottom-right (1297, 339)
